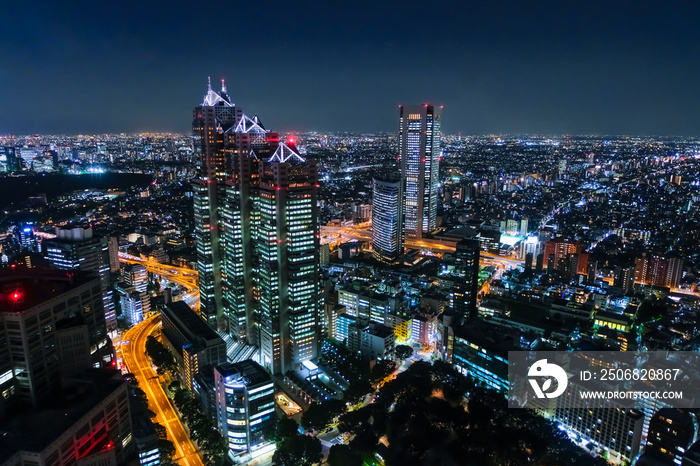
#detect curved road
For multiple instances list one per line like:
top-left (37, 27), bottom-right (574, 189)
top-left (121, 316), bottom-right (204, 466)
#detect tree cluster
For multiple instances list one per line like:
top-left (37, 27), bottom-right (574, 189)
top-left (300, 398), bottom-right (346, 432)
top-left (171, 388), bottom-right (227, 465)
top-left (144, 335), bottom-right (177, 376)
top-left (272, 417), bottom-right (322, 466)
top-left (336, 360), bottom-right (608, 466)
top-left (395, 344), bottom-right (413, 361)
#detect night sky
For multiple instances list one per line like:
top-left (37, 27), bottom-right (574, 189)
top-left (1, 1), bottom-right (699, 136)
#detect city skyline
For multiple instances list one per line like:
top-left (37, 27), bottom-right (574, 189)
top-left (2, 5), bottom-right (700, 465)
top-left (2, 2), bottom-right (700, 136)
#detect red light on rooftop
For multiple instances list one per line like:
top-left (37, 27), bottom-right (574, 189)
top-left (287, 136), bottom-right (295, 145)
top-left (10, 264), bottom-right (16, 268)
top-left (11, 291), bottom-right (22, 301)
top-left (424, 104), bottom-right (428, 107)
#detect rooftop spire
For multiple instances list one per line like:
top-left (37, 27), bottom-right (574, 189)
top-left (201, 76), bottom-right (233, 107)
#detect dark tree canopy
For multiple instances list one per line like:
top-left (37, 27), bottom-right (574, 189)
top-left (272, 434), bottom-right (323, 466)
top-left (395, 345), bottom-right (413, 360)
top-left (337, 361), bottom-right (608, 466)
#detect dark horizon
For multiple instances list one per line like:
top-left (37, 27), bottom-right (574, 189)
top-left (2, 1), bottom-right (699, 136)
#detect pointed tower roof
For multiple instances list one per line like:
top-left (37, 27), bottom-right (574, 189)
top-left (233, 113), bottom-right (267, 134)
top-left (252, 115), bottom-right (265, 130)
top-left (268, 142), bottom-right (305, 163)
top-left (202, 77), bottom-right (233, 107)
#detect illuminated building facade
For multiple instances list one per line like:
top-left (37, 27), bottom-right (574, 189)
top-left (3, 147), bottom-right (20, 172)
top-left (634, 253), bottom-right (684, 289)
top-left (193, 78), bottom-right (240, 325)
top-left (42, 226), bottom-right (117, 331)
top-left (214, 361), bottom-right (276, 463)
top-left (399, 104), bottom-right (441, 239)
top-left (123, 263), bottom-right (148, 292)
top-left (255, 152), bottom-right (319, 374)
top-left (193, 79), bottom-right (319, 374)
top-left (542, 239), bottom-right (590, 279)
top-left (161, 302), bottom-right (226, 390)
top-left (372, 177), bottom-right (404, 262)
top-left (449, 322), bottom-right (512, 393)
top-left (555, 402), bottom-right (643, 464)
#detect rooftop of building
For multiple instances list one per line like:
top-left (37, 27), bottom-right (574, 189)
top-left (651, 407), bottom-right (694, 427)
top-left (0, 267), bottom-right (99, 314)
top-left (453, 319), bottom-right (520, 359)
top-left (0, 369), bottom-right (126, 462)
top-left (162, 301), bottom-right (223, 344)
top-left (366, 323), bottom-right (394, 339)
top-left (216, 360), bottom-right (271, 387)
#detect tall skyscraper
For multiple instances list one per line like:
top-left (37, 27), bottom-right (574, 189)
top-left (192, 78), bottom-right (240, 325)
top-left (452, 238), bottom-right (480, 321)
top-left (399, 104), bottom-right (442, 239)
top-left (193, 79), bottom-right (320, 374)
top-left (42, 226), bottom-right (117, 331)
top-left (254, 152), bottom-right (320, 373)
top-left (372, 177), bottom-right (404, 263)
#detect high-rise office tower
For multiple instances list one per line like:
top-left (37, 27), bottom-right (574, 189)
top-left (214, 360), bottom-right (275, 462)
top-left (452, 238), bottom-right (480, 321)
top-left (0, 269), bottom-right (113, 410)
top-left (372, 177), bottom-right (404, 263)
top-left (399, 104), bottom-right (442, 239)
top-left (193, 78), bottom-right (240, 325)
top-left (43, 226), bottom-right (117, 331)
top-left (193, 79), bottom-right (319, 374)
top-left (255, 151), bottom-right (319, 374)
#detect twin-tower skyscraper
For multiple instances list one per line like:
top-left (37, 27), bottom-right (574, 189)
top-left (372, 104), bottom-right (442, 263)
top-left (192, 79), bottom-right (319, 375)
